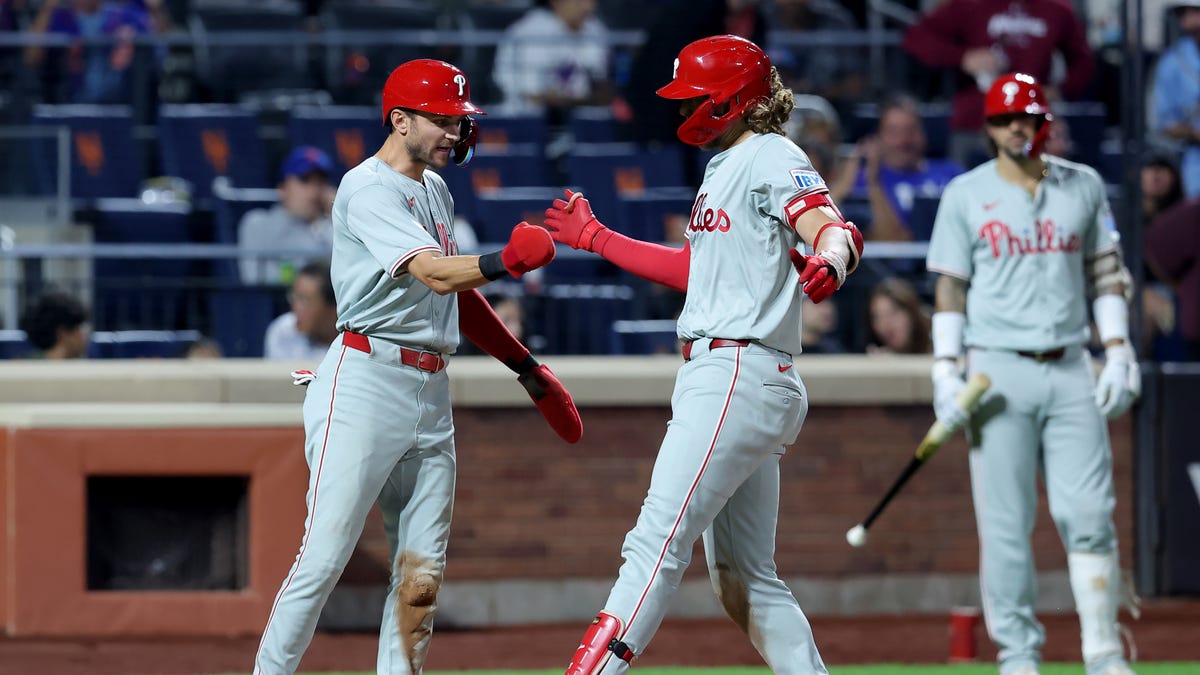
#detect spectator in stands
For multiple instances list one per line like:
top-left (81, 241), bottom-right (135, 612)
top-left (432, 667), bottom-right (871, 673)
top-left (24, 0), bottom-right (170, 104)
top-left (1143, 153), bottom-right (1185, 223)
top-left (491, 0), bottom-right (612, 116)
top-left (1145, 195), bottom-right (1200, 360)
top-left (769, 0), bottom-right (867, 108)
top-left (866, 277), bottom-right (931, 355)
top-left (801, 295), bottom-right (846, 354)
top-left (1152, 1), bottom-right (1200, 197)
top-left (238, 146), bottom-right (335, 285)
top-left (829, 95), bottom-right (962, 241)
top-left (903, 0), bottom-right (1094, 169)
top-left (1140, 154), bottom-right (1188, 359)
top-left (20, 290), bottom-right (90, 359)
top-left (621, 0), bottom-right (767, 151)
top-left (263, 260), bottom-right (337, 361)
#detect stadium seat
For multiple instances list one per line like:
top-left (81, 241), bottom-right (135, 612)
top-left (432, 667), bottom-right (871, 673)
top-left (471, 186), bottom-right (561, 242)
top-left (288, 106), bottom-right (385, 181)
top-left (211, 181), bottom-right (280, 281)
top-left (321, 0), bottom-right (446, 105)
top-left (475, 114), bottom-right (547, 149)
top-left (527, 283), bottom-right (634, 354)
top-left (609, 319), bottom-right (679, 355)
top-left (908, 194), bottom-right (941, 241)
top-left (189, 0), bottom-right (309, 101)
top-left (437, 143), bottom-right (549, 227)
top-left (30, 104), bottom-right (142, 200)
top-left (569, 106), bottom-right (620, 143)
top-left (158, 103), bottom-right (269, 201)
top-left (0, 330), bottom-right (31, 359)
top-left (88, 330), bottom-right (205, 359)
top-left (564, 143), bottom-right (686, 217)
top-left (208, 287), bottom-right (287, 358)
top-left (617, 186), bottom-right (696, 242)
top-left (90, 199), bottom-right (194, 330)
top-left (1056, 101), bottom-right (1108, 169)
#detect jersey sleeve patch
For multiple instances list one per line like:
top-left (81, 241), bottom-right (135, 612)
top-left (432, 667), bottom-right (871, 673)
top-left (790, 169), bottom-right (827, 195)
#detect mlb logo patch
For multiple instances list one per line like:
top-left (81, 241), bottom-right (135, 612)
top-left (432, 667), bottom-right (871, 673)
top-left (790, 169), bottom-right (825, 192)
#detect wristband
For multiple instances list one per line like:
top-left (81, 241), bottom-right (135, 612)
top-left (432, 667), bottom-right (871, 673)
top-left (505, 353), bottom-right (539, 375)
top-left (932, 311), bottom-right (966, 360)
top-left (1093, 294), bottom-right (1130, 344)
top-left (478, 251), bottom-right (508, 281)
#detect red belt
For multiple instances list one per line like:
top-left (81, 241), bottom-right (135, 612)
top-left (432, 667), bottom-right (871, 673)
top-left (1016, 347), bottom-right (1066, 363)
top-left (342, 332), bottom-right (447, 373)
top-left (682, 338), bottom-right (750, 361)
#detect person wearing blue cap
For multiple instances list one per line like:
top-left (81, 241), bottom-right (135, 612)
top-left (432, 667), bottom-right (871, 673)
top-left (238, 146), bottom-right (336, 285)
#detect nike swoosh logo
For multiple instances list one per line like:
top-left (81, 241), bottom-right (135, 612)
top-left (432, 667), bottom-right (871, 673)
top-left (983, 200), bottom-right (1001, 211)
top-left (778, 363), bottom-right (793, 372)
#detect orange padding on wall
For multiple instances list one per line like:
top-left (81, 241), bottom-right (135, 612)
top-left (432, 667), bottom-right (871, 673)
top-left (0, 426), bottom-right (307, 637)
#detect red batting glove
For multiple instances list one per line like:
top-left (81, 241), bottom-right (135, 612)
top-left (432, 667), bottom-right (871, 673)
top-left (789, 249), bottom-right (840, 304)
top-left (500, 221), bottom-right (555, 277)
top-left (518, 363), bottom-right (583, 443)
top-left (544, 189), bottom-right (609, 252)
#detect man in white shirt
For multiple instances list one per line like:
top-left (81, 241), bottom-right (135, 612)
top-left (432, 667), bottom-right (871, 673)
top-left (263, 260), bottom-right (338, 360)
top-left (492, 0), bottom-right (612, 115)
top-left (239, 147), bottom-right (336, 285)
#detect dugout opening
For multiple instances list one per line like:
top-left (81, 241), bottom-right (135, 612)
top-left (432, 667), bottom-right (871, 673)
top-left (85, 476), bottom-right (249, 591)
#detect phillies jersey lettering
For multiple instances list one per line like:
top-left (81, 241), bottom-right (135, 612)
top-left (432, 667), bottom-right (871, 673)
top-left (331, 157), bottom-right (461, 352)
top-left (927, 155), bottom-right (1118, 351)
top-left (676, 133), bottom-right (827, 355)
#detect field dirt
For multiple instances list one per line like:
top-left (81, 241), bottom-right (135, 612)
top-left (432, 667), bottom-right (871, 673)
top-left (0, 599), bottom-right (1197, 674)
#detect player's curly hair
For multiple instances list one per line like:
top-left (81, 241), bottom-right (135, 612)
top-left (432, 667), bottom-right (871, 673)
top-left (745, 67), bottom-right (794, 137)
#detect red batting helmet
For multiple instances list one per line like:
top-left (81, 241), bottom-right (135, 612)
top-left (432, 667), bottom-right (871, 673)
top-left (984, 72), bottom-right (1053, 157)
top-left (656, 35), bottom-right (772, 147)
top-left (381, 59), bottom-right (485, 126)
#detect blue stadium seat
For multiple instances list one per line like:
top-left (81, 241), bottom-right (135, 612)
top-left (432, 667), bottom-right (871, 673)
top-left (208, 287), bottom-right (287, 358)
top-left (848, 101), bottom-right (953, 159)
top-left (1056, 101), bottom-right (1108, 169)
top-left (475, 114), bottom-right (547, 149)
top-left (908, 195), bottom-right (941, 241)
top-left (528, 284), bottom-right (635, 354)
top-left (30, 104), bottom-right (142, 200)
top-left (0, 330), bottom-right (31, 359)
top-left (88, 330), bottom-right (204, 359)
top-left (617, 187), bottom-right (696, 242)
top-left (438, 144), bottom-right (549, 226)
top-left (1098, 142), bottom-right (1124, 185)
top-left (609, 319), bottom-right (679, 355)
top-left (569, 106), bottom-right (620, 143)
top-left (90, 199), bottom-right (193, 330)
top-left (158, 104), bottom-right (269, 200)
top-left (288, 106), bottom-right (385, 182)
top-left (564, 143), bottom-right (686, 217)
top-left (471, 186), bottom-right (560, 242)
top-left (189, 1), bottom-right (309, 101)
top-left (211, 182), bottom-right (280, 281)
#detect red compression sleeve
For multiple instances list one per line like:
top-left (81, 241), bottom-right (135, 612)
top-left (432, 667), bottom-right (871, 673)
top-left (592, 228), bottom-right (690, 292)
top-left (458, 289), bottom-right (533, 371)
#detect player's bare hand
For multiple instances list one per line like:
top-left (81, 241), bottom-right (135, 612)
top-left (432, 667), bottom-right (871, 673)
top-left (789, 249), bottom-right (841, 303)
top-left (500, 221), bottom-right (555, 277)
top-left (544, 189), bottom-right (608, 252)
top-left (931, 359), bottom-right (970, 431)
top-left (1095, 343), bottom-right (1138, 419)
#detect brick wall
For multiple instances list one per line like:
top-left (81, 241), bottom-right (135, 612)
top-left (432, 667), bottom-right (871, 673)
top-left (345, 405), bottom-right (1134, 584)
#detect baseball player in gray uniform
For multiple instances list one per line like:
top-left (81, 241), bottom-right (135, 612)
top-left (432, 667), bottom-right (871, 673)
top-left (253, 59), bottom-right (582, 675)
top-left (542, 36), bottom-right (863, 675)
top-left (927, 72), bottom-right (1139, 675)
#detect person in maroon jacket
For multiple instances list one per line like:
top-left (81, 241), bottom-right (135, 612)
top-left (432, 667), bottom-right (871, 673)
top-left (902, 0), bottom-right (1094, 168)
top-left (1146, 198), bottom-right (1200, 361)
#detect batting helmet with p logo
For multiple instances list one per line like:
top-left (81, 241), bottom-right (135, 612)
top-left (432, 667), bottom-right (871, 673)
top-left (381, 59), bottom-right (486, 126)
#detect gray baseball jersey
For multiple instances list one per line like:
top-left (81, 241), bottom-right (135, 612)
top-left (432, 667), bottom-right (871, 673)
top-left (676, 133), bottom-right (822, 356)
top-left (255, 155), bottom-right (464, 674)
top-left (926, 156), bottom-right (1119, 351)
top-left (332, 156), bottom-right (462, 353)
top-left (926, 155), bottom-right (1126, 673)
top-left (587, 133), bottom-right (830, 675)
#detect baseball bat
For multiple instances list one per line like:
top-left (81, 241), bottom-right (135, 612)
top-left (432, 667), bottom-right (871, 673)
top-left (845, 373), bottom-right (992, 548)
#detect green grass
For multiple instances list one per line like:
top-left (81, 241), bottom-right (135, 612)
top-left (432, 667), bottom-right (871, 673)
top-left (273, 665), bottom-right (1200, 675)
